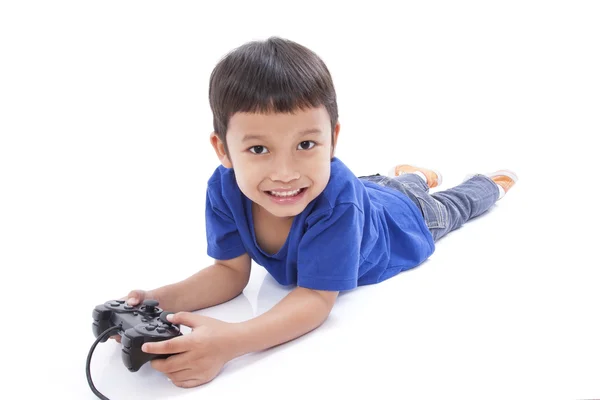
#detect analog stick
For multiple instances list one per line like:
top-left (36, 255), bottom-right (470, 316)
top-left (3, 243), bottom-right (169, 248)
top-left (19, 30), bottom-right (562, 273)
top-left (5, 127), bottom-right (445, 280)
top-left (142, 299), bottom-right (159, 313)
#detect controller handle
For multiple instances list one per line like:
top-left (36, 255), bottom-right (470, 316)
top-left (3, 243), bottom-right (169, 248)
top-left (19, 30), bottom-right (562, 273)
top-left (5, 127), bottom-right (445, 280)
top-left (92, 304), bottom-right (113, 342)
top-left (121, 324), bottom-right (181, 372)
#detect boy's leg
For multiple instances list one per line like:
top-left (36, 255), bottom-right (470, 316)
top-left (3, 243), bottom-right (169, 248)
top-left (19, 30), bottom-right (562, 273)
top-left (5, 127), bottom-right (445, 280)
top-left (428, 174), bottom-right (501, 241)
top-left (429, 169), bottom-right (518, 240)
top-left (361, 166), bottom-right (517, 242)
top-left (359, 170), bottom-right (447, 235)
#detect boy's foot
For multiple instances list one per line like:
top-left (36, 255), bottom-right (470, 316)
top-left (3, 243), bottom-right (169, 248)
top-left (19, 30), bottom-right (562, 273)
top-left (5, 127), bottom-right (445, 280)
top-left (487, 169), bottom-right (518, 200)
top-left (465, 169), bottom-right (518, 200)
top-left (388, 164), bottom-right (442, 188)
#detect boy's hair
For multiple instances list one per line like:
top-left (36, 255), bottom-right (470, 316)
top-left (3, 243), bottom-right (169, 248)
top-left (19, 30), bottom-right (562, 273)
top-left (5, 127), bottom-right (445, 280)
top-left (209, 36), bottom-right (338, 151)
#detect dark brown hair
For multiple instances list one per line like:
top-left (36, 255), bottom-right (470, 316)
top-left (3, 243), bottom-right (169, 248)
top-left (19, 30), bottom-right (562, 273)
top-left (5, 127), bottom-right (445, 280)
top-left (209, 36), bottom-right (338, 150)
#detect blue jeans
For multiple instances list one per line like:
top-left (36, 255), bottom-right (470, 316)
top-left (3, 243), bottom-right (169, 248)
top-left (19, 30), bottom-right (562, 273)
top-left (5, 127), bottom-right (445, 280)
top-left (359, 174), bottom-right (499, 242)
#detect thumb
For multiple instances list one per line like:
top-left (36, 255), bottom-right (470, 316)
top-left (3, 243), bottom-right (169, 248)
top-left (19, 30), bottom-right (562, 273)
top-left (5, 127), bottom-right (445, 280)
top-left (168, 311), bottom-right (206, 328)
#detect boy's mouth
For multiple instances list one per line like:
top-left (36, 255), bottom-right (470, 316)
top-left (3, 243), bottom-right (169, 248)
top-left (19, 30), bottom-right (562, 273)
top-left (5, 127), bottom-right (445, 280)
top-left (264, 187), bottom-right (308, 205)
top-left (266, 187), bottom-right (307, 197)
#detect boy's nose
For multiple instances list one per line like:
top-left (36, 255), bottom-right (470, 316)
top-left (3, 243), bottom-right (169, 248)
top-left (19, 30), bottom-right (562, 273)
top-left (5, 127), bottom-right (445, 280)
top-left (270, 157), bottom-right (300, 183)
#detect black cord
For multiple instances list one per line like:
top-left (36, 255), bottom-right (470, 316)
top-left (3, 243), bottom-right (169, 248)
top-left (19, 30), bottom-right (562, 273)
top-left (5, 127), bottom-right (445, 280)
top-left (86, 326), bottom-right (122, 400)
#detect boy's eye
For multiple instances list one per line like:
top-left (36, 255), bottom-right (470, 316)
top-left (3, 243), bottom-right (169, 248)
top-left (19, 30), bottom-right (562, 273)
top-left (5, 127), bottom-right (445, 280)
top-left (298, 141), bottom-right (315, 150)
top-left (249, 145), bottom-right (268, 154)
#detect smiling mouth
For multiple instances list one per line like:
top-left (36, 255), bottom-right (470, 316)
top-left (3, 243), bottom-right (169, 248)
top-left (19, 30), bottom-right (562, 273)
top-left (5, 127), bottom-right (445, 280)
top-left (266, 187), bottom-right (307, 197)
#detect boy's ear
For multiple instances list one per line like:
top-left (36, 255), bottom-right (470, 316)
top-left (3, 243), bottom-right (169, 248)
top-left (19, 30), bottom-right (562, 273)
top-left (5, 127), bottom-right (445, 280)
top-left (210, 132), bottom-right (233, 168)
top-left (330, 121), bottom-right (341, 158)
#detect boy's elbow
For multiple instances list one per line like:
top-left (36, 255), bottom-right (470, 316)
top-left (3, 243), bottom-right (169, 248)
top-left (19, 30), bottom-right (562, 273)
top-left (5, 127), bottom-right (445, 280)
top-left (318, 289), bottom-right (339, 312)
top-left (217, 253), bottom-right (251, 288)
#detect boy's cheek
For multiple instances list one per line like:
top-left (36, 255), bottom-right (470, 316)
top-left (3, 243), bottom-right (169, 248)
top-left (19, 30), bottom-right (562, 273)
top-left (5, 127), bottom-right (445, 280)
top-left (234, 171), bottom-right (260, 197)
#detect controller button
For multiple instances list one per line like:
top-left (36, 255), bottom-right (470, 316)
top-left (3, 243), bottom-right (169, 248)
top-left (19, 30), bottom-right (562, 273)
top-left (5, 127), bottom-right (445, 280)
top-left (133, 312), bottom-right (138, 316)
top-left (124, 305), bottom-right (134, 310)
top-left (117, 300), bottom-right (125, 304)
top-left (110, 302), bottom-right (120, 307)
top-left (141, 318), bottom-right (148, 322)
top-left (156, 327), bottom-right (166, 333)
top-left (145, 325), bottom-right (156, 331)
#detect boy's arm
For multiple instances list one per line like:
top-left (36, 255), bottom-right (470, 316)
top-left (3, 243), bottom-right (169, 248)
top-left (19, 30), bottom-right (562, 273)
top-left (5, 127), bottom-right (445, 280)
top-left (143, 283), bottom-right (338, 387)
top-left (148, 253), bottom-right (251, 312)
top-left (231, 286), bottom-right (338, 357)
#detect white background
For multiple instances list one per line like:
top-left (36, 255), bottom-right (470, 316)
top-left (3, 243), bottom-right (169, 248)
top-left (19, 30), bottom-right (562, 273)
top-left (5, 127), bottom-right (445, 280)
top-left (1, 1), bottom-right (598, 399)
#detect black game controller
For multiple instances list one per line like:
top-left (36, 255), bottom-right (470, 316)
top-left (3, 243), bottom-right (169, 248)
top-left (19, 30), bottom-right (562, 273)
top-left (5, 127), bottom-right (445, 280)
top-left (92, 299), bottom-right (182, 372)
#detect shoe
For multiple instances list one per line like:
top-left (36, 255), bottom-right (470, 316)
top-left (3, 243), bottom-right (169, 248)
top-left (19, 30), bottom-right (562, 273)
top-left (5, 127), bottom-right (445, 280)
top-left (388, 164), bottom-right (443, 189)
top-left (464, 169), bottom-right (518, 199)
top-left (486, 169), bottom-right (518, 195)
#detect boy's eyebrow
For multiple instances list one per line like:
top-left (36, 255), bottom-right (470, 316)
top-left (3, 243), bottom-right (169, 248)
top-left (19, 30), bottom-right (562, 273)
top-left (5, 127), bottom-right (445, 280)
top-left (241, 128), bottom-right (322, 143)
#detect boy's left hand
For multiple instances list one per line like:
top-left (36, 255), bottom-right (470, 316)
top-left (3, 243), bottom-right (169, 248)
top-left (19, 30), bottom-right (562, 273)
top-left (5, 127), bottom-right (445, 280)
top-left (142, 312), bottom-right (241, 388)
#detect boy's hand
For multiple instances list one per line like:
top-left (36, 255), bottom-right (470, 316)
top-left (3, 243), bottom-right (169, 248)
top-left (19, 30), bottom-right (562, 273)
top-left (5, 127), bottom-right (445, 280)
top-left (142, 312), bottom-right (241, 388)
top-left (110, 289), bottom-right (151, 343)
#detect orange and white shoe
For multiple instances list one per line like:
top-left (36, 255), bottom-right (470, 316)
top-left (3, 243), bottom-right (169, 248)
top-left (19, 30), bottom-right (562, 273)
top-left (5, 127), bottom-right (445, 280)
top-left (487, 169), bottom-right (518, 199)
top-left (388, 164), bottom-right (443, 189)
top-left (465, 169), bottom-right (518, 199)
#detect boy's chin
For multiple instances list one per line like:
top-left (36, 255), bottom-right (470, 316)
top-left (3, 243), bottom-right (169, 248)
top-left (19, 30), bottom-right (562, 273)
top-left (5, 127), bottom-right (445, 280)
top-left (262, 205), bottom-right (304, 219)
top-left (255, 200), bottom-right (305, 219)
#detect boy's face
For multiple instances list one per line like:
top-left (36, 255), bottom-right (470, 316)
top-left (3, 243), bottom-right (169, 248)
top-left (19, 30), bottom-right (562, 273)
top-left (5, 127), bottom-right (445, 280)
top-left (211, 105), bottom-right (340, 219)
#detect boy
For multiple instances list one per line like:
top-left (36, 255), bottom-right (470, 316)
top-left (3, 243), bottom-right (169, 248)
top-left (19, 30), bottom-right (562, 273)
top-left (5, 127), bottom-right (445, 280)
top-left (114, 36), bottom-right (517, 388)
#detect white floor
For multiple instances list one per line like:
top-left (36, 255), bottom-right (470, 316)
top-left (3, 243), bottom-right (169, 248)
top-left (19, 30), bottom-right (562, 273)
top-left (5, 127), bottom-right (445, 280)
top-left (1, 2), bottom-right (599, 399)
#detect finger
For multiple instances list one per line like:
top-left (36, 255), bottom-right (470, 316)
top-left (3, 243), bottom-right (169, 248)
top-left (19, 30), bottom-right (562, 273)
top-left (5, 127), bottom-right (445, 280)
top-left (127, 298), bottom-right (141, 306)
top-left (126, 290), bottom-right (147, 305)
top-left (110, 335), bottom-right (121, 343)
top-left (126, 290), bottom-right (143, 305)
top-left (151, 350), bottom-right (198, 373)
top-left (168, 311), bottom-right (206, 328)
top-left (142, 335), bottom-right (191, 355)
top-left (167, 361), bottom-right (219, 387)
top-left (117, 292), bottom-right (141, 305)
top-left (151, 359), bottom-right (187, 374)
top-left (168, 368), bottom-right (200, 382)
top-left (171, 379), bottom-right (205, 388)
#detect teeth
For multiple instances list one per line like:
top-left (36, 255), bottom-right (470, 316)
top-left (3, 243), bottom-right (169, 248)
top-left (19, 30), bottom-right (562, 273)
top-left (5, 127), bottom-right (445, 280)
top-left (269, 189), bottom-right (301, 197)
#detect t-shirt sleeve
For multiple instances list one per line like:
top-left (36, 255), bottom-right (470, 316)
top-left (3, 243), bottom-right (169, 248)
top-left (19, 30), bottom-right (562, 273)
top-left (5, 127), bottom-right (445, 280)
top-left (205, 187), bottom-right (246, 260)
top-left (297, 203), bottom-right (364, 291)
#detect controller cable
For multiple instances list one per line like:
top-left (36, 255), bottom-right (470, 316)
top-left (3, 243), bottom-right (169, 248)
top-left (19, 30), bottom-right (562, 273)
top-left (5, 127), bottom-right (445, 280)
top-left (86, 326), bottom-right (121, 400)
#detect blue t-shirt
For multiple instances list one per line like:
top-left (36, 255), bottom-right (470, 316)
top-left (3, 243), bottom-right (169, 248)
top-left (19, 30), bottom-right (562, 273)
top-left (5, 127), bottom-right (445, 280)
top-left (205, 157), bottom-right (435, 291)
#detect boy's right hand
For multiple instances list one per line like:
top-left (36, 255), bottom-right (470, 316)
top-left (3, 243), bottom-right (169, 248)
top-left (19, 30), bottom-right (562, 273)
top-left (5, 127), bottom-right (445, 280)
top-left (110, 289), bottom-right (150, 343)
